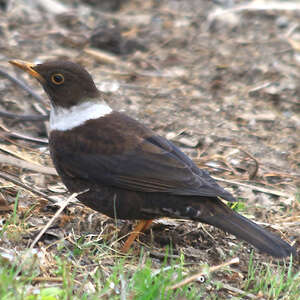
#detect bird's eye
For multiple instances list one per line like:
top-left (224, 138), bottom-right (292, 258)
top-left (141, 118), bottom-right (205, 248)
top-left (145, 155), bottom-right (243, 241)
top-left (51, 73), bottom-right (64, 85)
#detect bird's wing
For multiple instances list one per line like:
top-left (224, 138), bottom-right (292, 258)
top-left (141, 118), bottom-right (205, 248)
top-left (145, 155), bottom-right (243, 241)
top-left (51, 113), bottom-right (235, 201)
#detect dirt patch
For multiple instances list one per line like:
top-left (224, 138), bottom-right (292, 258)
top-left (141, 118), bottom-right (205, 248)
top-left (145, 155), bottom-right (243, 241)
top-left (0, 0), bottom-right (299, 297)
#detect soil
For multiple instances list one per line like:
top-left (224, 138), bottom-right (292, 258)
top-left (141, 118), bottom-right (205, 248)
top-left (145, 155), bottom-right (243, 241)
top-left (0, 0), bottom-right (299, 298)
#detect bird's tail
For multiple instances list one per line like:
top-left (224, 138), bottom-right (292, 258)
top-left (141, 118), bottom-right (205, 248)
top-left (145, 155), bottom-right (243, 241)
top-left (191, 198), bottom-right (296, 258)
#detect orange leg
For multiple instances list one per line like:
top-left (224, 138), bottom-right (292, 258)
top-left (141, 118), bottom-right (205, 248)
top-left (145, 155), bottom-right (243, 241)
top-left (121, 219), bottom-right (153, 253)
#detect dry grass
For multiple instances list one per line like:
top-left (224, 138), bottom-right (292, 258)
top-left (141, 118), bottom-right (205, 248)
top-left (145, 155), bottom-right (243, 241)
top-left (0, 0), bottom-right (299, 298)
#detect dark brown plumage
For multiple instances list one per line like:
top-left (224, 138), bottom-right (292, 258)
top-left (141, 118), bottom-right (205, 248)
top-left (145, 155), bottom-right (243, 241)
top-left (10, 59), bottom-right (296, 258)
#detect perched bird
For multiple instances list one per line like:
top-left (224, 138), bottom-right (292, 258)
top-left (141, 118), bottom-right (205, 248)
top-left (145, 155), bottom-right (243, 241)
top-left (10, 60), bottom-right (295, 257)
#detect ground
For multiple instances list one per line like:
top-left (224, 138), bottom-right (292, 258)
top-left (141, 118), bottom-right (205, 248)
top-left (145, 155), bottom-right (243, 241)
top-left (0, 0), bottom-right (299, 299)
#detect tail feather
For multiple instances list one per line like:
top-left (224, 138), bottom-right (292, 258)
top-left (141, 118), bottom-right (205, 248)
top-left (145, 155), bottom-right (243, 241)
top-left (203, 211), bottom-right (295, 257)
top-left (190, 198), bottom-right (296, 258)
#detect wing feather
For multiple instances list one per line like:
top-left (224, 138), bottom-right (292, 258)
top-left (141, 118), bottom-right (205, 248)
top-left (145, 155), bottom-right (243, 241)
top-left (50, 112), bottom-right (236, 201)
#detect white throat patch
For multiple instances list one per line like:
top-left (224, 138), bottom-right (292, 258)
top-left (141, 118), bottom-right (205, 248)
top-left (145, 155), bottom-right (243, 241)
top-left (50, 101), bottom-right (112, 131)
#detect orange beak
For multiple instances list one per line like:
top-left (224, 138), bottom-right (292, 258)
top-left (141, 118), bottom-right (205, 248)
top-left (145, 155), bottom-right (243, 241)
top-left (9, 60), bottom-right (45, 83)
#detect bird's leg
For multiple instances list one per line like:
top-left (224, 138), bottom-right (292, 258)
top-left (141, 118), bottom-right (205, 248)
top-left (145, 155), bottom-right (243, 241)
top-left (140, 219), bottom-right (153, 232)
top-left (121, 219), bottom-right (153, 252)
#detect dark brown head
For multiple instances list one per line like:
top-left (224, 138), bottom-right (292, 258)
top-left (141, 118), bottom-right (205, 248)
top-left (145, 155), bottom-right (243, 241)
top-left (9, 60), bottom-right (99, 108)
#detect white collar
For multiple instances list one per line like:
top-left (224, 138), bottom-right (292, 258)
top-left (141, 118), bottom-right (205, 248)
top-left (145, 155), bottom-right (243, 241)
top-left (50, 100), bottom-right (112, 131)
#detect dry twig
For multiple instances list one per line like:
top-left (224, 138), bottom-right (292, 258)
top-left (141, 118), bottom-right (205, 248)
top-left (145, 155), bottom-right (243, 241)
top-left (0, 153), bottom-right (56, 175)
top-left (0, 170), bottom-right (56, 203)
top-left (31, 276), bottom-right (63, 283)
top-left (208, 2), bottom-right (300, 22)
top-left (0, 110), bottom-right (48, 122)
top-left (2, 131), bottom-right (48, 144)
top-left (220, 283), bottom-right (265, 300)
top-left (213, 176), bottom-right (293, 198)
top-left (0, 67), bottom-right (44, 102)
top-left (168, 257), bottom-right (239, 290)
top-left (30, 191), bottom-right (86, 249)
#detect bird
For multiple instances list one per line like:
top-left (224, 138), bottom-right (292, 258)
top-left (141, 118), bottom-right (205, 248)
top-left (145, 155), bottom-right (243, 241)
top-left (9, 59), bottom-right (296, 257)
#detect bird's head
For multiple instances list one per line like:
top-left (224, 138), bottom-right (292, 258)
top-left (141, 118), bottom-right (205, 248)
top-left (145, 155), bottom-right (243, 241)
top-left (9, 60), bottom-right (100, 108)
